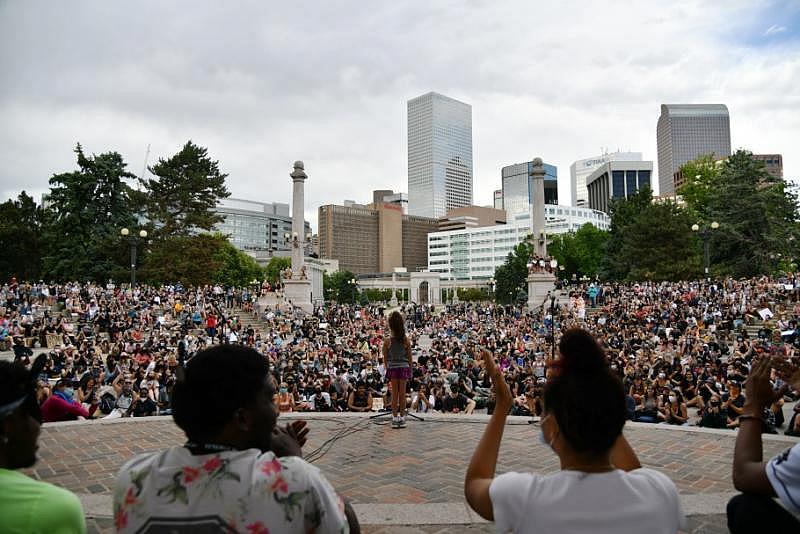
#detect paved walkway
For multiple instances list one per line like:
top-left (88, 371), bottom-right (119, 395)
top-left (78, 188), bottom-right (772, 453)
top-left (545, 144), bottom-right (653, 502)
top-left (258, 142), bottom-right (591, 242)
top-left (25, 413), bottom-right (799, 533)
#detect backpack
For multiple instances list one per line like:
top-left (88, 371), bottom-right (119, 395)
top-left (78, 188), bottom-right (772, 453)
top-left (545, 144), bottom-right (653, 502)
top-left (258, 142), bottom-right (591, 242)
top-left (99, 392), bottom-right (116, 414)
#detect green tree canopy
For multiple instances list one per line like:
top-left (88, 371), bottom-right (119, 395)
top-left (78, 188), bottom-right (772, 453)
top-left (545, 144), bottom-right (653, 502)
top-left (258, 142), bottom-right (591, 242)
top-left (548, 223), bottom-right (608, 280)
top-left (265, 256), bottom-right (291, 284)
top-left (323, 270), bottom-right (358, 302)
top-left (42, 144), bottom-right (138, 282)
top-left (141, 141), bottom-right (230, 238)
top-left (601, 187), bottom-right (699, 280)
top-left (705, 150), bottom-right (800, 276)
top-left (0, 191), bottom-right (45, 281)
top-left (212, 239), bottom-right (264, 287)
top-left (493, 239), bottom-right (533, 304)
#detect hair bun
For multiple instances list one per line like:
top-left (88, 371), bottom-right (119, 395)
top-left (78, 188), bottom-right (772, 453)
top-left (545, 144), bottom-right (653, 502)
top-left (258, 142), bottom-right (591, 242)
top-left (558, 328), bottom-right (607, 376)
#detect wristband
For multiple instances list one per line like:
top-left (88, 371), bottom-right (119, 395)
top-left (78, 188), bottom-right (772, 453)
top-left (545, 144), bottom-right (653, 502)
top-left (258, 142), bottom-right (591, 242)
top-left (738, 414), bottom-right (763, 423)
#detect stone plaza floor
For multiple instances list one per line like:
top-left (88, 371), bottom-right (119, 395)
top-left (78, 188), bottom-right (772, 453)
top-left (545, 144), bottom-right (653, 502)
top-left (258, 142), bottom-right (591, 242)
top-left (25, 412), bottom-right (800, 533)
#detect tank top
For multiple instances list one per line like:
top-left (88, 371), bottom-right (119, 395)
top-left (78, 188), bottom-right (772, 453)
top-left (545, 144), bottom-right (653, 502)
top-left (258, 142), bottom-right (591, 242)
top-left (387, 337), bottom-right (410, 369)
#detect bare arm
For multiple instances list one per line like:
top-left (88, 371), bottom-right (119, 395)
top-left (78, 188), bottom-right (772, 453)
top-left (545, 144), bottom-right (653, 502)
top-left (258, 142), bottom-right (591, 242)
top-left (464, 349), bottom-right (512, 521)
top-left (732, 356), bottom-right (776, 495)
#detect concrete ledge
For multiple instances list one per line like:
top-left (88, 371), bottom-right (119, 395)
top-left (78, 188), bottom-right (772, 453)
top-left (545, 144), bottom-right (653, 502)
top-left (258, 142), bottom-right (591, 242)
top-left (44, 411), bottom-right (800, 444)
top-left (77, 493), bottom-right (741, 522)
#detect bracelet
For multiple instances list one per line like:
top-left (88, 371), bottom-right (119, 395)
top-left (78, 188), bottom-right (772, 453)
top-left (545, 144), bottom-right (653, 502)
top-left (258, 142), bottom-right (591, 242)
top-left (738, 414), bottom-right (763, 423)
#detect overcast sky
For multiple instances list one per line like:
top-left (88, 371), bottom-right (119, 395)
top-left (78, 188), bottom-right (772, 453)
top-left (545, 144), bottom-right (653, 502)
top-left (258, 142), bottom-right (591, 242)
top-left (1, 1), bottom-right (798, 231)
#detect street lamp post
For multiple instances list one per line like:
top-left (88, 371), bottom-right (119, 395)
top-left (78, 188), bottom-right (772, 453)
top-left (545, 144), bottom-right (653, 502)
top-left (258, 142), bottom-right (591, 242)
top-left (348, 278), bottom-right (357, 305)
top-left (691, 221), bottom-right (720, 277)
top-left (120, 227), bottom-right (148, 287)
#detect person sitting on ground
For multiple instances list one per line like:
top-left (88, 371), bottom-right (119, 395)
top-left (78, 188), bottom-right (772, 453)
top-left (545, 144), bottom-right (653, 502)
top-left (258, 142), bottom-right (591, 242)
top-left (443, 384), bottom-right (476, 415)
top-left (727, 354), bottom-right (800, 532)
top-left (113, 344), bottom-right (358, 533)
top-left (0, 356), bottom-right (86, 533)
top-left (465, 329), bottom-right (685, 533)
top-left (347, 381), bottom-right (373, 412)
top-left (41, 378), bottom-right (91, 423)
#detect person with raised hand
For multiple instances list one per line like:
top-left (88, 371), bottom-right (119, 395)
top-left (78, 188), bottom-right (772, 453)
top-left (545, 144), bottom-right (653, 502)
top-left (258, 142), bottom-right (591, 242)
top-left (465, 328), bottom-right (684, 533)
top-left (727, 354), bottom-right (800, 532)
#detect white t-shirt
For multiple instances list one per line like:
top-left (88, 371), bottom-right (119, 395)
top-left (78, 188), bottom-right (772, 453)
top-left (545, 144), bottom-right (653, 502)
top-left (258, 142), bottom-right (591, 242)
top-left (489, 468), bottom-right (685, 534)
top-left (766, 442), bottom-right (800, 516)
top-left (113, 446), bottom-right (348, 534)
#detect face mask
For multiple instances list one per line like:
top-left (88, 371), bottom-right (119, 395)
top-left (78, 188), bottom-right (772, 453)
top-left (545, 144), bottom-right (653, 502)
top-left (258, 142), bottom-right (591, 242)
top-left (669, 395), bottom-right (676, 403)
top-left (279, 387), bottom-right (288, 394)
top-left (63, 387), bottom-right (74, 400)
top-left (539, 415), bottom-right (554, 448)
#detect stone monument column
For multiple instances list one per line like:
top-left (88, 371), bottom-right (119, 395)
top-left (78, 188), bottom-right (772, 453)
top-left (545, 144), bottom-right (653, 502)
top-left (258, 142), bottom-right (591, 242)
top-left (530, 157), bottom-right (547, 258)
top-left (290, 161), bottom-right (306, 272)
top-left (527, 157), bottom-right (556, 308)
top-left (282, 161), bottom-right (313, 313)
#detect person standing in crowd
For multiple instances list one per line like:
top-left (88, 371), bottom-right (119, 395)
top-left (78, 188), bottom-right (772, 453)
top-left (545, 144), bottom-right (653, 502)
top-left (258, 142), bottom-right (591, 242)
top-left (727, 355), bottom-right (800, 531)
top-left (113, 344), bottom-right (357, 533)
top-left (0, 357), bottom-right (86, 533)
top-left (382, 311), bottom-right (412, 428)
top-left (465, 329), bottom-right (685, 533)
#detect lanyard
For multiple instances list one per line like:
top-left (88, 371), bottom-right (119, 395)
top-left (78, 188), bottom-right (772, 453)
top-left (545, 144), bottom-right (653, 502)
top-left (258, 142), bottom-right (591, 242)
top-left (184, 441), bottom-right (237, 455)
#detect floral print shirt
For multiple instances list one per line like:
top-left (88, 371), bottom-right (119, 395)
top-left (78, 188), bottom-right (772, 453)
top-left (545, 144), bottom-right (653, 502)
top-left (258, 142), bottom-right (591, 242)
top-left (113, 446), bottom-right (348, 533)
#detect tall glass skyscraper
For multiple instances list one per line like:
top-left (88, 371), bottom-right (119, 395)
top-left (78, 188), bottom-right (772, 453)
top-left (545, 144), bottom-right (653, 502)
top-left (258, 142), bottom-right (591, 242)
top-left (407, 92), bottom-right (473, 218)
top-left (656, 104), bottom-right (731, 195)
top-left (501, 160), bottom-right (558, 216)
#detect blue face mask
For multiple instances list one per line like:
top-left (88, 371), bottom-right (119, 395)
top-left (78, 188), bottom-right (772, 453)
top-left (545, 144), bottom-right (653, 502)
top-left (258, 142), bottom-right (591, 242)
top-left (63, 387), bottom-right (74, 401)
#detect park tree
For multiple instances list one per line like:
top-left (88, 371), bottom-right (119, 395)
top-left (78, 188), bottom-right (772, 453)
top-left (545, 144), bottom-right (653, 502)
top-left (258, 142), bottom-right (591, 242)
top-left (139, 234), bottom-right (223, 286)
top-left (265, 256), bottom-right (291, 284)
top-left (677, 153), bottom-right (719, 223)
top-left (493, 239), bottom-right (533, 304)
top-left (323, 270), bottom-right (358, 302)
top-left (601, 187), bottom-right (699, 280)
top-left (212, 239), bottom-right (264, 287)
top-left (548, 223), bottom-right (608, 280)
top-left (42, 144), bottom-right (137, 282)
top-left (705, 150), bottom-right (800, 277)
top-left (140, 141), bottom-right (230, 238)
top-left (0, 191), bottom-right (45, 281)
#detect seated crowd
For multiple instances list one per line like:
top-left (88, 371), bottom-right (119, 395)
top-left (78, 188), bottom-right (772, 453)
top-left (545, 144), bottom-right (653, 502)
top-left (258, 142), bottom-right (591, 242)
top-left (1, 276), bottom-right (800, 532)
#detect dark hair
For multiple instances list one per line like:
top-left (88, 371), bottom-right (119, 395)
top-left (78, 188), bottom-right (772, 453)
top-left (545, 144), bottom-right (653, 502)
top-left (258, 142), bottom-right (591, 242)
top-left (0, 361), bottom-right (30, 410)
top-left (388, 311), bottom-right (405, 341)
top-left (543, 328), bottom-right (625, 456)
top-left (172, 344), bottom-right (270, 442)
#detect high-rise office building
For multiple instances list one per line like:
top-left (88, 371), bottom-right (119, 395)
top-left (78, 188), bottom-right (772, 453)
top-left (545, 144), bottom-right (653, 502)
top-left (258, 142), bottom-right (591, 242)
top-left (656, 104), bottom-right (731, 195)
top-left (318, 198), bottom-right (438, 274)
top-left (753, 154), bottom-right (783, 180)
top-left (407, 92), bottom-right (473, 218)
top-left (570, 152), bottom-right (642, 206)
top-left (586, 161), bottom-right (653, 214)
top-left (214, 198), bottom-right (310, 254)
top-left (493, 189), bottom-right (503, 210)
top-left (501, 160), bottom-right (558, 216)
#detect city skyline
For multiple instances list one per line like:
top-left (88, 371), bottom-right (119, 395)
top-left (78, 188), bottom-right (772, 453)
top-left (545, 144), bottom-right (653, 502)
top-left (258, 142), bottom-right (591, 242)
top-left (1, 1), bottom-right (798, 231)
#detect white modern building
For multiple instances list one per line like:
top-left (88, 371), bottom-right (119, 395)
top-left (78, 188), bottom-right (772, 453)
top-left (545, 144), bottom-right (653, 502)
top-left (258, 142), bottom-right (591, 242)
top-left (407, 92), bottom-right (473, 218)
top-left (428, 205), bottom-right (609, 279)
top-left (570, 151), bottom-right (642, 207)
top-left (586, 160), bottom-right (653, 214)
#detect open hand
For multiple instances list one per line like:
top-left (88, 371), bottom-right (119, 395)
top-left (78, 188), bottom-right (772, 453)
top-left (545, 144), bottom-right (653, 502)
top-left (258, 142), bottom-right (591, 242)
top-left (770, 355), bottom-right (800, 392)
top-left (744, 356), bottom-right (775, 410)
top-left (285, 420), bottom-right (309, 448)
top-left (482, 348), bottom-right (512, 414)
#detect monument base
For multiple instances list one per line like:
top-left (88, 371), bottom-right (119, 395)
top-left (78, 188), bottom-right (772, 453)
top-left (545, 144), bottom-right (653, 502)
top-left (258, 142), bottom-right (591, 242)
top-left (283, 279), bottom-right (313, 313)
top-left (389, 296), bottom-right (398, 307)
top-left (527, 272), bottom-right (556, 309)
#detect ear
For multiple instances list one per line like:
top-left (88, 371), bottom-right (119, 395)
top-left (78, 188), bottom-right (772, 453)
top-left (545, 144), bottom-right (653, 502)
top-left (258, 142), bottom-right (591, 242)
top-left (234, 407), bottom-right (252, 433)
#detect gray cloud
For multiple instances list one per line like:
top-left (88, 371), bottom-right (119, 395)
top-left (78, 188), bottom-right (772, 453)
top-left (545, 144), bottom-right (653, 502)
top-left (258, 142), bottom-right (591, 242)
top-left (1, 0), bottom-right (797, 230)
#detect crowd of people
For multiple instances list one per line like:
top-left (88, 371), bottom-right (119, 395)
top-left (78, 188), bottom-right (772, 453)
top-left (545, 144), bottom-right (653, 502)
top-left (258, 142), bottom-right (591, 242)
top-left (1, 277), bottom-right (800, 436)
top-left (2, 274), bottom-right (800, 532)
